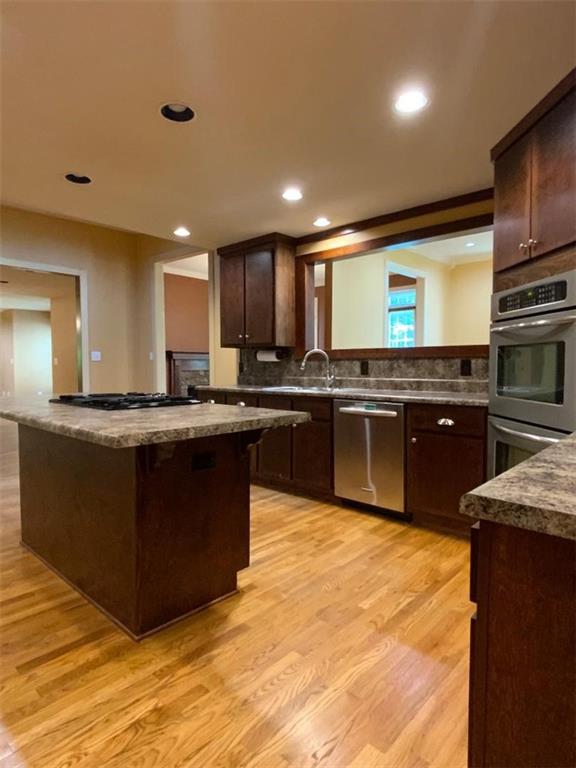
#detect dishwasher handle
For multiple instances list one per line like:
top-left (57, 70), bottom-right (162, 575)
top-left (338, 406), bottom-right (399, 418)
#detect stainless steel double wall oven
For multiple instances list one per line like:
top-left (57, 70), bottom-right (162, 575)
top-left (488, 269), bottom-right (576, 476)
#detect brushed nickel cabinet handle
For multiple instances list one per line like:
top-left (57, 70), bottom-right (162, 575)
top-left (238, 333), bottom-right (244, 339)
top-left (411, 437), bottom-right (417, 444)
top-left (518, 242), bottom-right (528, 252)
top-left (238, 401), bottom-right (246, 407)
top-left (207, 399), bottom-right (215, 404)
top-left (528, 238), bottom-right (539, 247)
top-left (437, 418), bottom-right (455, 427)
top-left (245, 333), bottom-right (250, 339)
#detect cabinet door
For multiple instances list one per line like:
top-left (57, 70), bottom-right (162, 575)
top-left (257, 395), bottom-right (292, 482)
top-left (220, 253), bottom-right (245, 347)
top-left (292, 399), bottom-right (332, 494)
top-left (531, 91), bottom-right (576, 259)
top-left (244, 250), bottom-right (274, 346)
top-left (493, 134), bottom-right (532, 272)
top-left (407, 432), bottom-right (485, 529)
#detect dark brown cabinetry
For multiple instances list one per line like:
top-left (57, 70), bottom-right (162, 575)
top-left (468, 521), bottom-right (576, 767)
top-left (218, 234), bottom-right (296, 348)
top-left (492, 73), bottom-right (575, 272)
top-left (257, 395), bottom-right (293, 482)
top-left (406, 405), bottom-right (487, 534)
top-left (291, 398), bottom-right (333, 494)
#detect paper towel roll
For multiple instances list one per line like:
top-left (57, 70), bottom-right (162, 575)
top-left (256, 349), bottom-right (283, 362)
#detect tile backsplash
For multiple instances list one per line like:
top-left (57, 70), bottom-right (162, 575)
top-left (238, 350), bottom-right (489, 394)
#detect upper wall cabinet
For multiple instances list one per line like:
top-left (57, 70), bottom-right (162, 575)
top-left (492, 73), bottom-right (575, 273)
top-left (218, 233), bottom-right (296, 348)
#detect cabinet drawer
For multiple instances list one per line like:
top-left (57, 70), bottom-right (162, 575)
top-left (257, 395), bottom-right (292, 412)
top-left (198, 391), bottom-right (226, 404)
top-left (291, 397), bottom-right (332, 422)
top-left (408, 404), bottom-right (486, 437)
top-left (225, 393), bottom-right (259, 408)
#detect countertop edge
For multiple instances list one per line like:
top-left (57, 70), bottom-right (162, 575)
top-left (0, 407), bottom-right (310, 449)
top-left (460, 490), bottom-right (576, 542)
top-left (197, 385), bottom-right (489, 407)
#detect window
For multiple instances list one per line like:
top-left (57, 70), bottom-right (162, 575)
top-left (388, 287), bottom-right (416, 347)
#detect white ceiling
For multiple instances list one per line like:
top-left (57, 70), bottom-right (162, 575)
top-left (163, 253), bottom-right (209, 280)
top-left (405, 230), bottom-right (493, 266)
top-left (1, 2), bottom-right (574, 251)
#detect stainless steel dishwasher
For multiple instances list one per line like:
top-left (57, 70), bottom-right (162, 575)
top-left (334, 399), bottom-right (405, 515)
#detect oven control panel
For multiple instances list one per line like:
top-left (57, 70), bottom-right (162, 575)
top-left (498, 280), bottom-right (568, 314)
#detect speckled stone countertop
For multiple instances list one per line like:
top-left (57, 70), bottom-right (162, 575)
top-left (460, 432), bottom-right (576, 541)
top-left (198, 385), bottom-right (488, 407)
top-left (0, 399), bottom-right (309, 449)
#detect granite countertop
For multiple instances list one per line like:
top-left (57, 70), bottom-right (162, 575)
top-left (0, 398), bottom-right (309, 449)
top-left (198, 384), bottom-right (488, 407)
top-left (460, 432), bottom-right (576, 541)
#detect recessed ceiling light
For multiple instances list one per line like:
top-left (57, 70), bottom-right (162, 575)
top-left (394, 89), bottom-right (429, 114)
top-left (161, 104), bottom-right (196, 123)
top-left (65, 173), bottom-right (92, 185)
top-left (466, 242), bottom-right (475, 247)
top-left (174, 226), bottom-right (191, 237)
top-left (313, 217), bottom-right (331, 227)
top-left (282, 187), bottom-right (303, 202)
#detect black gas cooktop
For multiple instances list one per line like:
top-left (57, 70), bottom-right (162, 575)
top-left (50, 393), bottom-right (202, 411)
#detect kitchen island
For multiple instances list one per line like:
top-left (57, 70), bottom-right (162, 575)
top-left (0, 399), bottom-right (309, 639)
top-left (460, 433), bottom-right (576, 768)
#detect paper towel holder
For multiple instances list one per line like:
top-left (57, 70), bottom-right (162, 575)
top-left (255, 349), bottom-right (290, 362)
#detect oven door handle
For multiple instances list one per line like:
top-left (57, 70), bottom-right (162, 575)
top-left (491, 423), bottom-right (561, 445)
top-left (491, 315), bottom-right (576, 334)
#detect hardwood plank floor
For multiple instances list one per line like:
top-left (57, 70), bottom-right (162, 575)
top-left (0, 423), bottom-right (471, 767)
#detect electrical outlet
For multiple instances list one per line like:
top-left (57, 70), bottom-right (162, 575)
top-left (460, 358), bottom-right (472, 377)
top-left (90, 350), bottom-right (102, 362)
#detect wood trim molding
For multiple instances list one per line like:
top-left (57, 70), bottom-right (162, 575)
top-left (325, 345), bottom-right (489, 361)
top-left (491, 67), bottom-right (576, 161)
top-left (218, 232), bottom-right (297, 257)
top-left (296, 188), bottom-right (494, 246)
top-left (298, 213), bottom-right (494, 264)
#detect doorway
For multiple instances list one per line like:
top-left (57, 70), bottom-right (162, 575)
top-left (161, 254), bottom-right (210, 395)
top-left (0, 265), bottom-right (82, 396)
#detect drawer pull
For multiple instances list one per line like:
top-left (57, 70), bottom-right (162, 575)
top-left (437, 418), bottom-right (455, 427)
top-left (410, 437), bottom-right (417, 444)
top-left (238, 401), bottom-right (246, 407)
top-left (207, 399), bottom-right (215, 404)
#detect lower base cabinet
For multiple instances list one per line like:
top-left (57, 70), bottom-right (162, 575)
top-left (406, 404), bottom-right (487, 534)
top-left (469, 521), bottom-right (576, 767)
top-left (291, 398), bottom-right (332, 494)
top-left (198, 391), bottom-right (488, 528)
top-left (257, 395), bottom-right (293, 483)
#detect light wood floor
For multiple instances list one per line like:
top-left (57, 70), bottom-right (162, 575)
top-left (0, 424), bottom-right (472, 768)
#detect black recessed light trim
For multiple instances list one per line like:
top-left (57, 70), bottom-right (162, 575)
top-left (160, 103), bottom-right (195, 123)
top-left (65, 173), bottom-right (92, 185)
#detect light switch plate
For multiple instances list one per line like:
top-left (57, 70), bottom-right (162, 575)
top-left (90, 350), bottom-right (102, 362)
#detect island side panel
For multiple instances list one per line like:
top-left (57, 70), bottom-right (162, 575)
top-left (471, 521), bottom-right (576, 768)
top-left (135, 432), bottom-right (254, 636)
top-left (18, 424), bottom-right (139, 632)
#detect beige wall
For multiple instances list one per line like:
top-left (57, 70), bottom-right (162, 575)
top-left (10, 310), bottom-right (52, 395)
top-left (1, 206), bottom-right (139, 392)
top-left (0, 311), bottom-right (14, 396)
top-left (332, 252), bottom-right (388, 349)
top-left (443, 260), bottom-right (492, 345)
top-left (51, 292), bottom-right (79, 393)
